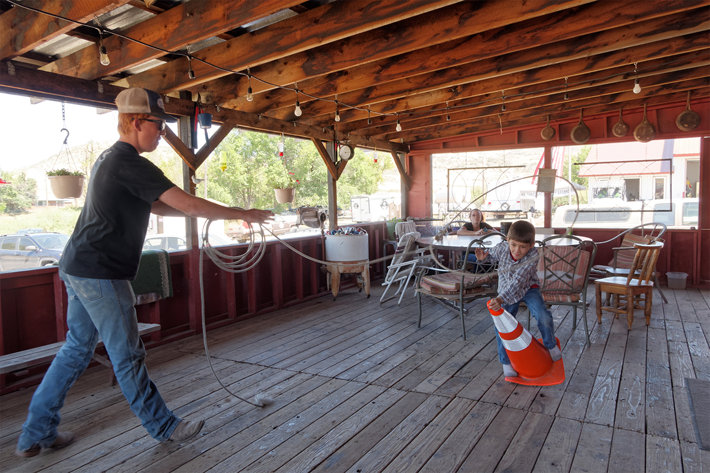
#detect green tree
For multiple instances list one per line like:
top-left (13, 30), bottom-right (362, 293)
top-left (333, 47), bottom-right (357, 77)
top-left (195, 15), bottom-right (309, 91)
top-left (200, 130), bottom-right (391, 212)
top-left (0, 172), bottom-right (37, 214)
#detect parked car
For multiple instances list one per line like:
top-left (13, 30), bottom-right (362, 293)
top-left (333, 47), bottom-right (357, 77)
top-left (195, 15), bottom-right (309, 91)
top-left (143, 234), bottom-right (187, 251)
top-left (0, 232), bottom-right (69, 271)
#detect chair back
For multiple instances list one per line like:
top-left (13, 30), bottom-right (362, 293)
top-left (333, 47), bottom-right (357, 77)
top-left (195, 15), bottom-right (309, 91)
top-left (601, 222), bottom-right (666, 269)
top-left (395, 220), bottom-right (417, 240)
top-left (538, 235), bottom-right (596, 298)
top-left (389, 231), bottom-right (420, 267)
top-left (627, 240), bottom-right (663, 285)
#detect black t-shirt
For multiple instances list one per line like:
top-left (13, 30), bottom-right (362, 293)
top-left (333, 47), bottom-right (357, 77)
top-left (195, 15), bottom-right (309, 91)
top-left (463, 221), bottom-right (494, 232)
top-left (60, 141), bottom-right (175, 279)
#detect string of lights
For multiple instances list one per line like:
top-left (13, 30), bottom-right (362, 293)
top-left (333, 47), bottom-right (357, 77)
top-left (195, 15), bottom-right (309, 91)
top-left (6, 0), bottom-right (690, 132)
top-left (5, 0), bottom-right (404, 129)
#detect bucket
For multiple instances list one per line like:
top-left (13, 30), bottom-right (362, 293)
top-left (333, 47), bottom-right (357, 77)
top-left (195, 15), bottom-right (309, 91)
top-left (666, 272), bottom-right (688, 290)
top-left (325, 233), bottom-right (369, 262)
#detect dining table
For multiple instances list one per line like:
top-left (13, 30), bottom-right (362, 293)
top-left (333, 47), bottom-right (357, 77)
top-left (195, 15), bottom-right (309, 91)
top-left (416, 233), bottom-right (505, 268)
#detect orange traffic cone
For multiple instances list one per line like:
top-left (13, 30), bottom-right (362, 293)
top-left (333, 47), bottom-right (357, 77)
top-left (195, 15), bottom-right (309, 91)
top-left (487, 300), bottom-right (565, 386)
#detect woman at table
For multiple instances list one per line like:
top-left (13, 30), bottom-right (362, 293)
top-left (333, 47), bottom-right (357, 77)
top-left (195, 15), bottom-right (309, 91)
top-left (457, 209), bottom-right (494, 236)
top-left (457, 209), bottom-right (495, 271)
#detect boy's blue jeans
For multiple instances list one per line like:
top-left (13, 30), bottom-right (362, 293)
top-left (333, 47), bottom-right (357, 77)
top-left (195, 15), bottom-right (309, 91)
top-left (17, 271), bottom-right (179, 450)
top-left (496, 287), bottom-right (556, 365)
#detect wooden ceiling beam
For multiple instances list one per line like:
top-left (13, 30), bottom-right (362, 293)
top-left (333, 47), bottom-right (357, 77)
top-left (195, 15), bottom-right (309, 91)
top-left (388, 82), bottom-right (710, 143)
top-left (116, 0), bottom-right (462, 94)
top-left (210, 0), bottom-right (594, 109)
top-left (365, 66), bottom-right (710, 138)
top-left (0, 0), bottom-right (131, 61)
top-left (341, 38), bottom-right (710, 137)
top-left (39, 0), bottom-right (297, 79)
top-left (288, 10), bottom-right (709, 129)
top-left (0, 61), bottom-right (407, 152)
top-left (247, 0), bottom-right (709, 118)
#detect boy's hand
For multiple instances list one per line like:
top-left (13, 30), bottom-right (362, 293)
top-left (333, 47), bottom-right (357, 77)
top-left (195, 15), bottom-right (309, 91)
top-left (488, 296), bottom-right (503, 312)
top-left (474, 248), bottom-right (488, 260)
top-left (241, 208), bottom-right (274, 224)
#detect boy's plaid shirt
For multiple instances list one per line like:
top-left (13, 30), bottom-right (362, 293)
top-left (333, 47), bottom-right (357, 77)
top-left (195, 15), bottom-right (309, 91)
top-left (485, 241), bottom-right (540, 305)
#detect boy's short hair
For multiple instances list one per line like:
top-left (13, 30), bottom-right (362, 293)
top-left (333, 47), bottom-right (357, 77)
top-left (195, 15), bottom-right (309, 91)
top-left (118, 113), bottom-right (152, 135)
top-left (507, 220), bottom-right (535, 245)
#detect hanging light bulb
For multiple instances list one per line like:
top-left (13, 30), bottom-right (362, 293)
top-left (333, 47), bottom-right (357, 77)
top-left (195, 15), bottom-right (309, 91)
top-left (633, 78), bottom-right (641, 94)
top-left (395, 117), bottom-right (402, 132)
top-left (293, 87), bottom-right (302, 117)
top-left (246, 72), bottom-right (254, 101)
top-left (98, 33), bottom-right (110, 66)
top-left (563, 77), bottom-right (569, 100)
top-left (334, 102), bottom-right (341, 122)
top-left (294, 99), bottom-right (302, 117)
top-left (186, 56), bottom-right (195, 79)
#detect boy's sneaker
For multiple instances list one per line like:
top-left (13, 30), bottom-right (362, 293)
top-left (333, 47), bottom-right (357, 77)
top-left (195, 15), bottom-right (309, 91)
top-left (15, 431), bottom-right (74, 458)
top-left (549, 346), bottom-right (562, 361)
top-left (170, 419), bottom-right (204, 441)
top-left (502, 364), bottom-right (518, 377)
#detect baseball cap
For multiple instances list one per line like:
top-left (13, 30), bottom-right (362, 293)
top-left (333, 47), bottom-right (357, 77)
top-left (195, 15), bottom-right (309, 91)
top-left (115, 88), bottom-right (176, 122)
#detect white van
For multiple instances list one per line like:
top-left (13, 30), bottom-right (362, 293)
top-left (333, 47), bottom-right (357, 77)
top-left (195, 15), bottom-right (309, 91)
top-left (552, 200), bottom-right (643, 228)
top-left (640, 198), bottom-right (698, 227)
top-left (552, 198), bottom-right (698, 229)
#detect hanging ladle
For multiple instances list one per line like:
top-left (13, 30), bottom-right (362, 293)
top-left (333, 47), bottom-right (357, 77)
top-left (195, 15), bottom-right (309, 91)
top-left (612, 108), bottom-right (629, 137)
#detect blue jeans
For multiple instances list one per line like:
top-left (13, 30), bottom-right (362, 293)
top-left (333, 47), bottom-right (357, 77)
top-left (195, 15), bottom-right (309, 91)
top-left (17, 271), bottom-right (179, 450)
top-left (496, 287), bottom-right (556, 365)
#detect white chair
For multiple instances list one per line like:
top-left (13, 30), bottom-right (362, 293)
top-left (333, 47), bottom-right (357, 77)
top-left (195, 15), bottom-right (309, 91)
top-left (380, 231), bottom-right (427, 305)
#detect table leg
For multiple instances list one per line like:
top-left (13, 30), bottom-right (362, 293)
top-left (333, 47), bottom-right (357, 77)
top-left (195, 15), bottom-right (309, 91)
top-left (330, 266), bottom-right (340, 300)
top-left (362, 264), bottom-right (370, 298)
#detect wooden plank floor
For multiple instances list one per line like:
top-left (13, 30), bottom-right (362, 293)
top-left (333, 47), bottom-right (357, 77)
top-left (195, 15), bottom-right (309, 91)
top-left (1, 284), bottom-right (709, 472)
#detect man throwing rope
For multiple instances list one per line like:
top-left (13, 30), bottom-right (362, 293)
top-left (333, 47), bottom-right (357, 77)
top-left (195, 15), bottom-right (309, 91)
top-left (16, 88), bottom-right (272, 457)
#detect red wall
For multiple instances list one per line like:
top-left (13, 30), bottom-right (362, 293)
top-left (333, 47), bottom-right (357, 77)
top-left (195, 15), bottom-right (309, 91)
top-left (0, 222), bottom-right (389, 393)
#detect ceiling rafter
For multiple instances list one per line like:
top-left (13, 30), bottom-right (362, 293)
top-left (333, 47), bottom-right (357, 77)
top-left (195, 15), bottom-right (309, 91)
top-left (287, 10), bottom-right (709, 129)
top-left (39, 0), bottom-right (299, 79)
top-left (115, 0), bottom-right (463, 93)
top-left (244, 0), bottom-right (707, 118)
top-left (0, 0), bottom-right (131, 60)
top-left (207, 0), bottom-right (594, 109)
top-left (1, 0), bottom-right (708, 150)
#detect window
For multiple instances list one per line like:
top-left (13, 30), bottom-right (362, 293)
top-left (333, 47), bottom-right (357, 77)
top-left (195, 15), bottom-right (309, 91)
top-left (654, 177), bottom-right (665, 199)
top-left (18, 237), bottom-right (35, 251)
top-left (1, 237), bottom-right (17, 250)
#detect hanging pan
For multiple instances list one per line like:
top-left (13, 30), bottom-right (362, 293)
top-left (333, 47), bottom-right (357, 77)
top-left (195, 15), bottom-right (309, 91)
top-left (612, 108), bottom-right (629, 137)
top-left (540, 115), bottom-right (555, 140)
top-left (676, 91), bottom-right (700, 132)
top-left (633, 104), bottom-right (655, 143)
top-left (570, 109), bottom-right (590, 144)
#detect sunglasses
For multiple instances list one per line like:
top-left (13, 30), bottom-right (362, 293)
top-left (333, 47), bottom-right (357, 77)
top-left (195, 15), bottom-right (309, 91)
top-left (138, 118), bottom-right (166, 131)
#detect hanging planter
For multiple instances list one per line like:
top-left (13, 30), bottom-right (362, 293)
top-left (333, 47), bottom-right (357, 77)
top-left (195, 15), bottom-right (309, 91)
top-left (274, 187), bottom-right (295, 204)
top-left (47, 169), bottom-right (85, 199)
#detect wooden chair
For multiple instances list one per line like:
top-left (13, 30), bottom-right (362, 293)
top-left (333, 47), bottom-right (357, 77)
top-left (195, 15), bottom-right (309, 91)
top-left (594, 241), bottom-right (663, 329)
top-left (537, 235), bottom-right (597, 347)
top-left (591, 222), bottom-right (667, 303)
top-left (415, 232), bottom-right (502, 340)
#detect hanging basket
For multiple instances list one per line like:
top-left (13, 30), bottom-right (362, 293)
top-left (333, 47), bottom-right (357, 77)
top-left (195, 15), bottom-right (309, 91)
top-left (274, 187), bottom-right (295, 204)
top-left (49, 175), bottom-right (84, 199)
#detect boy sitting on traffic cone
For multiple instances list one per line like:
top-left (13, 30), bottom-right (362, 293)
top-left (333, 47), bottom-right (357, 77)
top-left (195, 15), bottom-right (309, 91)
top-left (475, 220), bottom-right (562, 377)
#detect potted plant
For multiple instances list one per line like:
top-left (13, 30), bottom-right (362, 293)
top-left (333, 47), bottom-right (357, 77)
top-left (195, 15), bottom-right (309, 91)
top-left (47, 168), bottom-right (85, 199)
top-left (272, 171), bottom-right (299, 204)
